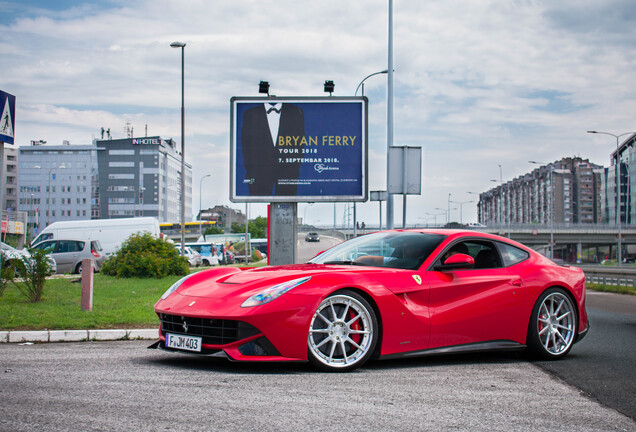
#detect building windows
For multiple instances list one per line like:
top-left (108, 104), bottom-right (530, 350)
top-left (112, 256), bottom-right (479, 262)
top-left (108, 150), bottom-right (135, 156)
top-left (108, 174), bottom-right (135, 180)
top-left (109, 161), bottom-right (135, 168)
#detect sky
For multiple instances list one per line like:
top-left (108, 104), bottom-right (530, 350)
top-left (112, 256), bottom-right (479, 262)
top-left (2, 0), bottom-right (636, 227)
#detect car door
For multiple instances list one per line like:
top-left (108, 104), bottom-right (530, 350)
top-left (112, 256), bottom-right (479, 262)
top-left (426, 239), bottom-right (528, 348)
top-left (53, 240), bottom-right (84, 273)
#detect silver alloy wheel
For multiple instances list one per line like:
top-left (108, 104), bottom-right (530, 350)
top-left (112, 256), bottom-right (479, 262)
top-left (536, 291), bottom-right (576, 355)
top-left (308, 294), bottom-right (374, 369)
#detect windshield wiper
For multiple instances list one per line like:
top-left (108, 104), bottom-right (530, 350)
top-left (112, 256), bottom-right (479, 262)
top-left (323, 260), bottom-right (367, 266)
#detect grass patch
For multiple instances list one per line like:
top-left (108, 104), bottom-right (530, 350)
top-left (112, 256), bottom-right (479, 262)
top-left (0, 274), bottom-right (181, 330)
top-left (587, 283), bottom-right (636, 296)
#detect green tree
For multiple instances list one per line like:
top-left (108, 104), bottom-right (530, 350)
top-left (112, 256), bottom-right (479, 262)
top-left (231, 216), bottom-right (267, 239)
top-left (204, 225), bottom-right (224, 235)
top-left (102, 233), bottom-right (189, 278)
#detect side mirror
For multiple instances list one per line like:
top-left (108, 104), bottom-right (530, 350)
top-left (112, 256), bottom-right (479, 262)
top-left (435, 253), bottom-right (475, 271)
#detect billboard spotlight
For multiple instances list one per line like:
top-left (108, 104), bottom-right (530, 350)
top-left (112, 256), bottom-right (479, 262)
top-left (259, 81), bottom-right (270, 96)
top-left (323, 80), bottom-right (335, 95)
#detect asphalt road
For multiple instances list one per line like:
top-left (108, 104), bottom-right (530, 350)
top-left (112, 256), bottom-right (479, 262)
top-left (296, 233), bottom-right (342, 263)
top-left (1, 341), bottom-right (634, 432)
top-left (533, 291), bottom-right (636, 421)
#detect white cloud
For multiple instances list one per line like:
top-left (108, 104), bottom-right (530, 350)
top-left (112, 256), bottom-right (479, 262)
top-left (2, 0), bottom-right (636, 225)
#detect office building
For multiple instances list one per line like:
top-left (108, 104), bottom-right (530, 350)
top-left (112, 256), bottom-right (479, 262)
top-left (95, 136), bottom-right (192, 222)
top-left (18, 142), bottom-right (98, 234)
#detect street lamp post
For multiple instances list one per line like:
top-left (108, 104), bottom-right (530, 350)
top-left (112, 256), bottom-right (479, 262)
top-left (171, 41), bottom-right (186, 256)
top-left (491, 165), bottom-right (507, 236)
top-left (355, 69), bottom-right (388, 237)
top-left (450, 200), bottom-right (474, 225)
top-left (199, 174), bottom-right (211, 237)
top-left (530, 161), bottom-right (554, 259)
top-left (587, 130), bottom-right (635, 266)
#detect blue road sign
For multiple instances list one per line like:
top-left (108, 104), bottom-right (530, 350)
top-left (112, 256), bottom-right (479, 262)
top-left (0, 90), bottom-right (16, 144)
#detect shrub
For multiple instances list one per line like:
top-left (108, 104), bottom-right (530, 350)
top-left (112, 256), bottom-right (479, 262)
top-left (102, 233), bottom-right (189, 278)
top-left (10, 249), bottom-right (54, 302)
top-left (0, 255), bottom-right (14, 297)
top-left (252, 248), bottom-right (263, 262)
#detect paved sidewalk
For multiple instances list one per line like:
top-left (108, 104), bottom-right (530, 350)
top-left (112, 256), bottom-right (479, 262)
top-left (0, 328), bottom-right (158, 343)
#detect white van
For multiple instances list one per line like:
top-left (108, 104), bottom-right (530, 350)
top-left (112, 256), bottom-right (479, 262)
top-left (30, 217), bottom-right (161, 257)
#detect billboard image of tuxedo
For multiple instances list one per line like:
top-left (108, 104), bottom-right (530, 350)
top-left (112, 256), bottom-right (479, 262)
top-left (241, 102), bottom-right (305, 196)
top-left (231, 97), bottom-right (368, 203)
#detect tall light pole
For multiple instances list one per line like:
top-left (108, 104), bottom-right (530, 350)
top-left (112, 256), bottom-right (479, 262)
top-left (450, 200), bottom-right (474, 225)
top-left (171, 41), bottom-right (186, 256)
top-left (199, 174), bottom-right (211, 237)
top-left (355, 69), bottom-right (388, 237)
top-left (355, 70), bottom-right (388, 97)
top-left (386, 0), bottom-right (395, 229)
top-left (491, 164), bottom-right (506, 235)
top-left (530, 161), bottom-right (554, 259)
top-left (587, 130), bottom-right (635, 266)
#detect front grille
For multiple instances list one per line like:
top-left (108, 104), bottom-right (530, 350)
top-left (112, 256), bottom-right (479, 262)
top-left (159, 313), bottom-right (261, 345)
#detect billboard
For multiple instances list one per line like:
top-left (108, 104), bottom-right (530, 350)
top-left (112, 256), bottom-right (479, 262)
top-left (230, 97), bottom-right (368, 202)
top-left (0, 90), bottom-right (16, 144)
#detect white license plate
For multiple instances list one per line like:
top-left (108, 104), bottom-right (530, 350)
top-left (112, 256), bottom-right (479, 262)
top-left (165, 333), bottom-right (202, 352)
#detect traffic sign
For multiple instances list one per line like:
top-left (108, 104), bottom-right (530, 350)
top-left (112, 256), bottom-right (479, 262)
top-left (0, 90), bottom-right (16, 144)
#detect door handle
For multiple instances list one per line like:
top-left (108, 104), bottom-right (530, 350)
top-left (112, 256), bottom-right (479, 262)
top-left (511, 279), bottom-right (523, 287)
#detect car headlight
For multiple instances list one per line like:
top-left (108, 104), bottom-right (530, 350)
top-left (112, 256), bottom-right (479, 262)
top-left (241, 276), bottom-right (311, 308)
top-left (161, 274), bottom-right (192, 300)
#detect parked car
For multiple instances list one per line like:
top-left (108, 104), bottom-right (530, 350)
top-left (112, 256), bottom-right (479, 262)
top-left (153, 229), bottom-right (588, 372)
top-left (1, 242), bottom-right (57, 273)
top-left (175, 246), bottom-right (202, 267)
top-left (31, 239), bottom-right (105, 274)
top-left (305, 232), bottom-right (320, 242)
top-left (185, 242), bottom-right (219, 266)
top-left (214, 243), bottom-right (235, 265)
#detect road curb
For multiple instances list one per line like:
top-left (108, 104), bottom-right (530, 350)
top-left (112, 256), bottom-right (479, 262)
top-left (0, 328), bottom-right (158, 343)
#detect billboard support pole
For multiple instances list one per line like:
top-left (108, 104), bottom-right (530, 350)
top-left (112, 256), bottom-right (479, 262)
top-left (269, 202), bottom-right (297, 265)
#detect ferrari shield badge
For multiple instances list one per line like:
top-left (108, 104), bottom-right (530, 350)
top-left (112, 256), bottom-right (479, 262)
top-left (412, 275), bottom-right (422, 285)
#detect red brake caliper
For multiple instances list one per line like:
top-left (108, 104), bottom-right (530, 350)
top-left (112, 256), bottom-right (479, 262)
top-left (349, 309), bottom-right (362, 345)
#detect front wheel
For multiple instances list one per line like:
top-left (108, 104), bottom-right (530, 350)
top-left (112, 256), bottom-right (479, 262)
top-left (307, 290), bottom-right (378, 372)
top-left (527, 288), bottom-right (577, 359)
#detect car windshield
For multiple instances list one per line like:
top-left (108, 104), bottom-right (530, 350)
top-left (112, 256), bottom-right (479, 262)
top-left (309, 231), bottom-right (446, 270)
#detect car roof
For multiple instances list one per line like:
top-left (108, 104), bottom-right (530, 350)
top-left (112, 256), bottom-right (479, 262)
top-left (376, 229), bottom-right (533, 251)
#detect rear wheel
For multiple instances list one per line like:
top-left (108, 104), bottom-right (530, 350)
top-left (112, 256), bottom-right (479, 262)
top-left (307, 290), bottom-right (378, 372)
top-left (527, 288), bottom-right (577, 359)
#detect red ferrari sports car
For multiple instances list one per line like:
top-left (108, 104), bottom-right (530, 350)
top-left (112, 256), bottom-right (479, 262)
top-left (152, 230), bottom-right (588, 371)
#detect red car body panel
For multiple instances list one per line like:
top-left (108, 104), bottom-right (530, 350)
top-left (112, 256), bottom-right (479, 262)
top-left (154, 230), bottom-right (588, 363)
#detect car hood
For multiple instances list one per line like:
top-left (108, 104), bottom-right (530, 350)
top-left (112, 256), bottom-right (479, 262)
top-left (174, 264), bottom-right (382, 299)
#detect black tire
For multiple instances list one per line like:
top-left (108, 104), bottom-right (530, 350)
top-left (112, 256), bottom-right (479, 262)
top-left (307, 290), bottom-right (378, 372)
top-left (527, 287), bottom-right (578, 359)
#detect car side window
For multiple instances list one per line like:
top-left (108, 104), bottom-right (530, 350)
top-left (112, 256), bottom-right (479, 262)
top-left (33, 241), bottom-right (56, 254)
top-left (497, 242), bottom-right (530, 267)
top-left (439, 240), bottom-right (502, 270)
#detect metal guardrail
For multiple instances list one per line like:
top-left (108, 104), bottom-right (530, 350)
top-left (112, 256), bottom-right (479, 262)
top-left (579, 266), bottom-right (636, 287)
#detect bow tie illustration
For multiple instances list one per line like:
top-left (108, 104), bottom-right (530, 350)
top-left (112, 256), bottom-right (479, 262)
top-left (267, 106), bottom-right (281, 114)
